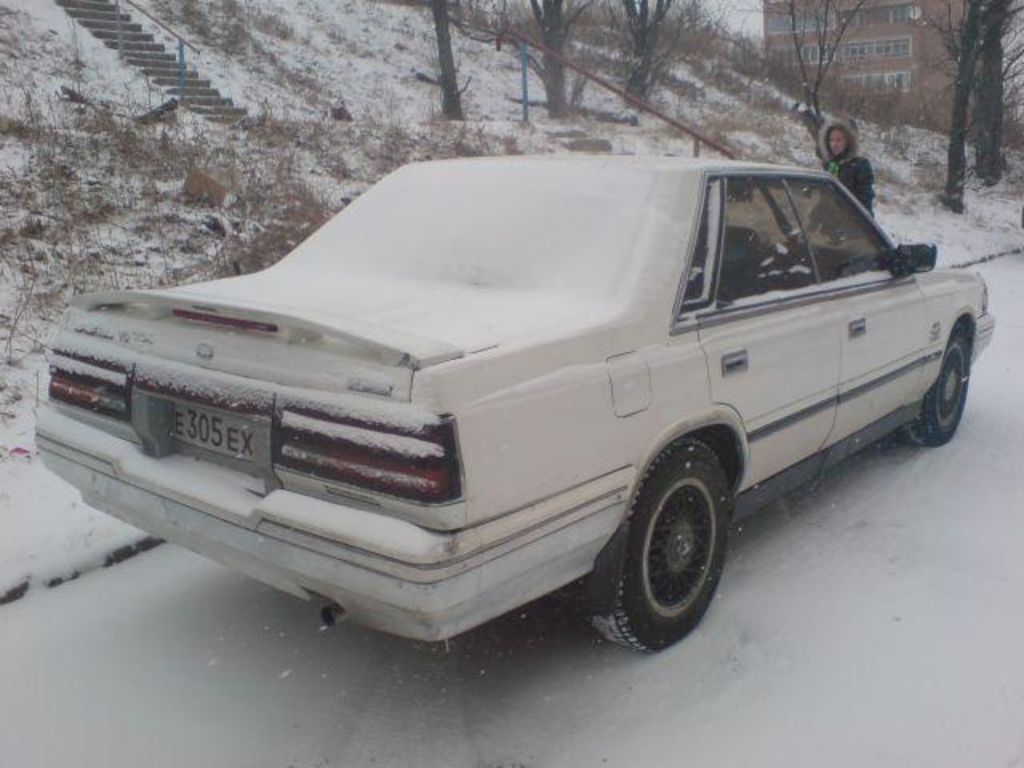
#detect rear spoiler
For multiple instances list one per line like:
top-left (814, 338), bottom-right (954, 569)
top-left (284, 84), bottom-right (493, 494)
top-left (72, 290), bottom-right (464, 369)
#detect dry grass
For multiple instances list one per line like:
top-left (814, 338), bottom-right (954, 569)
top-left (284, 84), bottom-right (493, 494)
top-left (912, 162), bottom-right (946, 192)
top-left (249, 7), bottom-right (294, 41)
top-left (0, 114), bottom-right (36, 140)
top-left (0, 92), bottom-right (340, 345)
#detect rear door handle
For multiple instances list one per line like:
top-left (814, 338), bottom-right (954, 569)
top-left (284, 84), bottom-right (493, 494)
top-left (721, 350), bottom-right (749, 375)
top-left (849, 318), bottom-right (867, 338)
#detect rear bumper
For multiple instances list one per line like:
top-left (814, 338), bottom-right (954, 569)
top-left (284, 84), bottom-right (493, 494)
top-left (37, 407), bottom-right (627, 641)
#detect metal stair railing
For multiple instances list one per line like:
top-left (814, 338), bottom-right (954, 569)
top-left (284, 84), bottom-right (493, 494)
top-left (113, 0), bottom-right (201, 103)
top-left (496, 28), bottom-right (735, 159)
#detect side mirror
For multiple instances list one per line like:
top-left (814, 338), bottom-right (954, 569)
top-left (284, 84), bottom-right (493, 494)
top-left (889, 243), bottom-right (937, 277)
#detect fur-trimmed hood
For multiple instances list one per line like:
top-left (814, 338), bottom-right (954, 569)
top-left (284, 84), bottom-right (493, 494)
top-left (819, 118), bottom-right (861, 160)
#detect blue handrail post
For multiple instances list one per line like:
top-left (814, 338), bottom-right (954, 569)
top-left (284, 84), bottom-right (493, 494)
top-left (115, 0), bottom-right (123, 57)
top-left (520, 43), bottom-right (529, 123)
top-left (177, 38), bottom-right (185, 104)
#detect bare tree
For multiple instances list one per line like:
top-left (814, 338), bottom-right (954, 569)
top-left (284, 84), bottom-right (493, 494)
top-left (934, 0), bottom-right (986, 211)
top-left (973, 0), bottom-right (1020, 184)
top-left (527, 0), bottom-right (592, 116)
top-left (431, 0), bottom-right (465, 119)
top-left (765, 0), bottom-right (871, 143)
top-left (1005, 7), bottom-right (1024, 146)
top-left (1006, 5), bottom-right (1024, 89)
top-left (615, 0), bottom-right (675, 97)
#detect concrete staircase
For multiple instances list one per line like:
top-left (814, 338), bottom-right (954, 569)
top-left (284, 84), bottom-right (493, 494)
top-left (56, 0), bottom-right (247, 123)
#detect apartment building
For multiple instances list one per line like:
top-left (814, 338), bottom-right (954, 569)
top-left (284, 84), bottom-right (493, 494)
top-left (763, 1), bottom-right (954, 105)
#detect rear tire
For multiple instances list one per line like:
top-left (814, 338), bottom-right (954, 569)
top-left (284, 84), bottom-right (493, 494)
top-left (593, 440), bottom-right (731, 652)
top-left (905, 332), bottom-right (971, 447)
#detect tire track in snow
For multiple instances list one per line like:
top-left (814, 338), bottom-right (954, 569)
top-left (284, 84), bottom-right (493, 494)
top-left (0, 535), bottom-right (162, 607)
top-left (950, 246), bottom-right (1023, 269)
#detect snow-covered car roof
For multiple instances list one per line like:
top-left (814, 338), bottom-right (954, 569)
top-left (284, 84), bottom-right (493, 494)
top-left (155, 156), bottom-right (820, 352)
top-left (404, 154), bottom-right (815, 174)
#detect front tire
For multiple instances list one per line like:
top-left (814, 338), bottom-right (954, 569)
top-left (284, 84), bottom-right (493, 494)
top-left (593, 440), bottom-right (731, 652)
top-left (906, 332), bottom-right (971, 447)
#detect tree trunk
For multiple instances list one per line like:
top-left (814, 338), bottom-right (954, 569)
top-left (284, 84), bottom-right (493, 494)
top-left (626, 26), bottom-right (657, 97)
top-left (541, 47), bottom-right (569, 116)
top-left (943, 0), bottom-right (985, 213)
top-left (622, 0), bottom-right (671, 99)
top-left (430, 0), bottom-right (464, 120)
top-left (530, 0), bottom-right (571, 118)
top-left (973, 0), bottom-right (1009, 185)
top-left (540, 8), bottom-right (568, 118)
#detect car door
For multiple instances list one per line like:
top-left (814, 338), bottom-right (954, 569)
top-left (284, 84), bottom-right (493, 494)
top-left (785, 177), bottom-right (929, 444)
top-left (692, 175), bottom-right (842, 488)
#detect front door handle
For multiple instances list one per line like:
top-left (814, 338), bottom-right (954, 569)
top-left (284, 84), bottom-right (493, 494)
top-left (721, 350), bottom-right (749, 375)
top-left (849, 318), bottom-right (867, 338)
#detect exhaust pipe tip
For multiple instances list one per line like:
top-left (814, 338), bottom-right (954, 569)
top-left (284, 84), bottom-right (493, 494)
top-left (320, 602), bottom-right (346, 628)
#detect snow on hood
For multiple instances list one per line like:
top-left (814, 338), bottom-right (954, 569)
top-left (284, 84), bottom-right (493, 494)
top-left (165, 157), bottom-right (690, 352)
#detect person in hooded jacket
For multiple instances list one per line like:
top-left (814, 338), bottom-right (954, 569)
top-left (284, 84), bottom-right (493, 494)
top-left (819, 118), bottom-right (875, 215)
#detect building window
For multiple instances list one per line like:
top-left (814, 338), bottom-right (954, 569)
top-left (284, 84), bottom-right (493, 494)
top-left (888, 4), bottom-right (918, 23)
top-left (842, 3), bottom-right (919, 26)
top-left (768, 44), bottom-right (837, 64)
top-left (769, 4), bottom-right (918, 36)
top-left (839, 37), bottom-right (911, 60)
top-left (766, 10), bottom-right (837, 34)
top-left (843, 71), bottom-right (912, 91)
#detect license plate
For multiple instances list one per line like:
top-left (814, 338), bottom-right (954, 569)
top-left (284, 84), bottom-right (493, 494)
top-left (172, 403), bottom-right (256, 461)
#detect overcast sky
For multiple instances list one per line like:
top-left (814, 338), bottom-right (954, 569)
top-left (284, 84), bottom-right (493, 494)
top-left (709, 0), bottom-right (765, 39)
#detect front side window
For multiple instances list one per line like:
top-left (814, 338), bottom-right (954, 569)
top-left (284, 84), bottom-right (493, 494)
top-left (786, 178), bottom-right (890, 282)
top-left (715, 176), bottom-right (817, 305)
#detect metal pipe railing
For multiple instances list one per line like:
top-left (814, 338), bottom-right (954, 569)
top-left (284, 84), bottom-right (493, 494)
top-left (495, 28), bottom-right (735, 159)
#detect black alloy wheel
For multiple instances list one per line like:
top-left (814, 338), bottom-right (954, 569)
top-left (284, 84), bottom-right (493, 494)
top-left (594, 439), bottom-right (731, 652)
top-left (906, 332), bottom-right (971, 447)
top-left (642, 478), bottom-right (716, 619)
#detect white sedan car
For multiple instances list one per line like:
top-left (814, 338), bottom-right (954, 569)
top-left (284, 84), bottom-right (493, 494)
top-left (37, 157), bottom-right (994, 651)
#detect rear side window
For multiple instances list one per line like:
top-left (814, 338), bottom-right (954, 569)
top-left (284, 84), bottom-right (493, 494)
top-left (786, 178), bottom-right (890, 282)
top-left (716, 177), bottom-right (817, 305)
top-left (681, 178), bottom-right (722, 310)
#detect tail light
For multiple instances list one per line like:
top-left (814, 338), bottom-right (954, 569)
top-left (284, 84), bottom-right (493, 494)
top-left (49, 352), bottom-right (132, 421)
top-left (273, 408), bottom-right (461, 504)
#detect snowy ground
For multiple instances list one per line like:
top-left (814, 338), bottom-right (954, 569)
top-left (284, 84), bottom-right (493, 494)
top-left (0, 254), bottom-right (1021, 767)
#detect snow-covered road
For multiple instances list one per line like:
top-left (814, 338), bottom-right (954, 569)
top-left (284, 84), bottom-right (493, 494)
top-left (1, 257), bottom-right (1022, 768)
